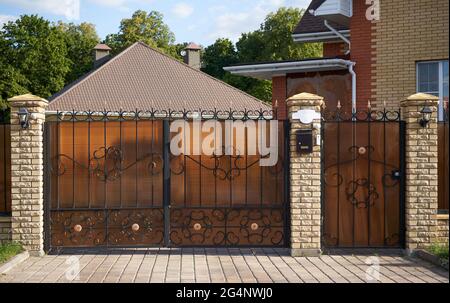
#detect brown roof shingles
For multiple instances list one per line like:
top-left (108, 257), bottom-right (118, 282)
top-left (48, 42), bottom-right (269, 111)
top-left (293, 0), bottom-right (348, 35)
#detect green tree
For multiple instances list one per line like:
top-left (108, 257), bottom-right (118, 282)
top-left (202, 38), bottom-right (238, 79)
top-left (57, 22), bottom-right (100, 83)
top-left (0, 15), bottom-right (70, 99)
top-left (105, 10), bottom-right (175, 55)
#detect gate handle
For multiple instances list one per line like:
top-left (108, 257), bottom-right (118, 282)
top-left (391, 170), bottom-right (401, 180)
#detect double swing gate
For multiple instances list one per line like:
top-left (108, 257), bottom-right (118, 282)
top-left (44, 109), bottom-right (289, 250)
top-left (321, 106), bottom-right (405, 248)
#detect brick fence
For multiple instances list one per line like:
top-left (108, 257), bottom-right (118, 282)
top-left (1, 92), bottom-right (448, 256)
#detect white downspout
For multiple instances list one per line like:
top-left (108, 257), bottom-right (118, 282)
top-left (324, 20), bottom-right (350, 54)
top-left (322, 19), bottom-right (356, 112)
top-left (348, 62), bottom-right (356, 112)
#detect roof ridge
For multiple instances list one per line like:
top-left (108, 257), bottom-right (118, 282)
top-left (50, 42), bottom-right (142, 104)
top-left (135, 41), bottom-right (271, 108)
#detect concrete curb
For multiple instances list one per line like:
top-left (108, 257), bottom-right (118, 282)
top-left (0, 251), bottom-right (30, 274)
top-left (415, 250), bottom-right (449, 271)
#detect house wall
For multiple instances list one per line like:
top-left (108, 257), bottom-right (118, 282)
top-left (323, 42), bottom-right (347, 57)
top-left (287, 71), bottom-right (352, 112)
top-left (373, 0), bottom-right (449, 109)
top-left (349, 0), bottom-right (375, 109)
top-left (273, 76), bottom-right (287, 120)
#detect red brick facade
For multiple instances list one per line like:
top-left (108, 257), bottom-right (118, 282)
top-left (271, 1), bottom-right (377, 111)
top-left (272, 76), bottom-right (287, 120)
top-left (349, 0), bottom-right (375, 109)
top-left (323, 42), bottom-right (347, 58)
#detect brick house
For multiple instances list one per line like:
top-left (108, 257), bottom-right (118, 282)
top-left (226, 0), bottom-right (449, 253)
top-left (225, 0), bottom-right (449, 118)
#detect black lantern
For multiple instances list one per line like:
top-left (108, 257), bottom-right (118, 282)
top-left (17, 108), bottom-right (30, 129)
top-left (419, 106), bottom-right (432, 127)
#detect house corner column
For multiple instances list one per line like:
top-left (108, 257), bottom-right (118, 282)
top-left (7, 94), bottom-right (48, 256)
top-left (287, 92), bottom-right (324, 257)
top-left (401, 93), bottom-right (439, 253)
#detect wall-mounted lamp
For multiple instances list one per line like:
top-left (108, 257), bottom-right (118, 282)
top-left (419, 106), bottom-right (432, 127)
top-left (17, 108), bottom-right (30, 129)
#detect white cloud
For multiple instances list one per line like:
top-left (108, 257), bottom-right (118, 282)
top-left (207, 0), bottom-right (311, 43)
top-left (0, 14), bottom-right (17, 26)
top-left (0, 0), bottom-right (80, 20)
top-left (172, 2), bottom-right (194, 18)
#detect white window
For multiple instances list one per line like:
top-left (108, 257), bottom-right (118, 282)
top-left (417, 60), bottom-right (449, 121)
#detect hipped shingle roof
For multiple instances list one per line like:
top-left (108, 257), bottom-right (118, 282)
top-left (48, 42), bottom-right (269, 111)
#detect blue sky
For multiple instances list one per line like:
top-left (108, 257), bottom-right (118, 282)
top-left (0, 0), bottom-right (310, 46)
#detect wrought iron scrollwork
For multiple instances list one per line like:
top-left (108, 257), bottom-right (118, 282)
top-left (50, 146), bottom-right (163, 182)
top-left (346, 178), bottom-right (379, 208)
top-left (170, 208), bottom-right (284, 246)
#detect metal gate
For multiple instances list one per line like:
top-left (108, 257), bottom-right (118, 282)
top-left (44, 110), bottom-right (289, 251)
top-left (321, 106), bottom-right (405, 248)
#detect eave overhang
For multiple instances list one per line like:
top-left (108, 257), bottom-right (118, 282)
top-left (224, 58), bottom-right (352, 80)
top-left (292, 29), bottom-right (350, 43)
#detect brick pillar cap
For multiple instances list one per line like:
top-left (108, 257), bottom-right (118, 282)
top-left (7, 93), bottom-right (48, 108)
top-left (287, 92), bottom-right (323, 101)
top-left (401, 93), bottom-right (439, 107)
top-left (286, 92), bottom-right (324, 108)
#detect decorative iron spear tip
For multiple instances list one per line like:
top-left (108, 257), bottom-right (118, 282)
top-left (274, 99), bottom-right (278, 108)
top-left (337, 100), bottom-right (342, 110)
top-left (367, 100), bottom-right (372, 109)
top-left (383, 100), bottom-right (387, 108)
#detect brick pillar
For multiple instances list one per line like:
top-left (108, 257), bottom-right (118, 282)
top-left (401, 93), bottom-right (439, 253)
top-left (287, 93), bottom-right (323, 257)
top-left (7, 94), bottom-right (48, 256)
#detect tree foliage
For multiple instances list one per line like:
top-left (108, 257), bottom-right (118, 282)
top-left (104, 10), bottom-right (176, 56)
top-left (56, 22), bottom-right (100, 83)
top-left (0, 15), bottom-right (71, 105)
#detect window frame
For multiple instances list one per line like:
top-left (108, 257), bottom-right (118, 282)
top-left (416, 60), bottom-right (449, 121)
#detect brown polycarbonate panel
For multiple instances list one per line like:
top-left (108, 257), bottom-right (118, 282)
top-left (337, 122), bottom-right (355, 246)
top-left (73, 122), bottom-right (89, 209)
top-left (369, 123), bottom-right (386, 246)
top-left (0, 125), bottom-right (11, 214)
top-left (352, 122), bottom-right (369, 246)
top-left (438, 122), bottom-right (449, 211)
top-left (58, 123), bottom-right (74, 208)
top-left (49, 123), bottom-right (59, 210)
top-left (105, 122), bottom-right (121, 208)
top-left (150, 121), bottom-right (164, 207)
top-left (120, 121), bottom-right (137, 207)
top-left (89, 122), bottom-right (106, 208)
top-left (384, 123), bottom-right (401, 246)
top-left (322, 122), bottom-right (339, 247)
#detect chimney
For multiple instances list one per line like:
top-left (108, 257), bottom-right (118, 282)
top-left (183, 42), bottom-right (201, 69)
top-left (93, 43), bottom-right (112, 68)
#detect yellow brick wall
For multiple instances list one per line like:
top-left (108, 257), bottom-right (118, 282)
top-left (373, 0), bottom-right (449, 109)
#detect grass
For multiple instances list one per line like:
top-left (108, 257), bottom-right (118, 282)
top-left (427, 244), bottom-right (449, 260)
top-left (0, 242), bottom-right (23, 264)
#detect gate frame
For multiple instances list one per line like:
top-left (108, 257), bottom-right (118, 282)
top-left (319, 106), bottom-right (407, 249)
top-left (42, 109), bottom-right (291, 252)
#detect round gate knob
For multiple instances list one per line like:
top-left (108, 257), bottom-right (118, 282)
top-left (358, 147), bottom-right (367, 155)
top-left (193, 223), bottom-right (202, 231)
top-left (132, 223), bottom-right (140, 232)
top-left (74, 224), bottom-right (82, 233)
top-left (251, 223), bottom-right (259, 231)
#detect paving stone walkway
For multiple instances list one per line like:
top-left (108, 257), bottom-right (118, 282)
top-left (0, 248), bottom-right (448, 283)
